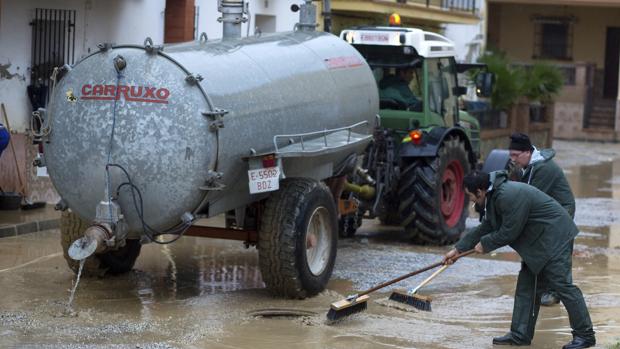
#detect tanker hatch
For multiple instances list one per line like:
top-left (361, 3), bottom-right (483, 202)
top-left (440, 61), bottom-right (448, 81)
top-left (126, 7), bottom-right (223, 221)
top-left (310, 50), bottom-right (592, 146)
top-left (218, 0), bottom-right (248, 39)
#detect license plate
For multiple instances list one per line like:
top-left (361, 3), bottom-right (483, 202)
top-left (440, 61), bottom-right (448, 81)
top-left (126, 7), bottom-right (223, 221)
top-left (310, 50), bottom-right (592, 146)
top-left (248, 167), bottom-right (280, 194)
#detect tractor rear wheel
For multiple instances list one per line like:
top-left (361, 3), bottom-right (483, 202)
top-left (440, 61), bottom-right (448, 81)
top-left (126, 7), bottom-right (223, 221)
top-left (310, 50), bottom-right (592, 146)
top-left (60, 210), bottom-right (141, 276)
top-left (398, 136), bottom-right (470, 244)
top-left (378, 198), bottom-right (401, 226)
top-left (258, 179), bottom-right (338, 298)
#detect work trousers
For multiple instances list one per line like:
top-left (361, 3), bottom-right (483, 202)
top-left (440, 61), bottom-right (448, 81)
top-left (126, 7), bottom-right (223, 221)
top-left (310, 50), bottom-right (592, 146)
top-left (510, 240), bottom-right (595, 343)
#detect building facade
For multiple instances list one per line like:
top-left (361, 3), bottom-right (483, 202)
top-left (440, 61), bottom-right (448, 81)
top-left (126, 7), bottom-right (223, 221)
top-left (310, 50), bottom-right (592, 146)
top-left (487, 0), bottom-right (620, 141)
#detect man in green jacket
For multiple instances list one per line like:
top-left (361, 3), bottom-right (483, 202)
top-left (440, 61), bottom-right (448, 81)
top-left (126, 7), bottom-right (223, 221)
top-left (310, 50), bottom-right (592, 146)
top-left (509, 132), bottom-right (576, 306)
top-left (509, 132), bottom-right (575, 217)
top-left (444, 170), bottom-right (595, 348)
top-left (379, 67), bottom-right (422, 111)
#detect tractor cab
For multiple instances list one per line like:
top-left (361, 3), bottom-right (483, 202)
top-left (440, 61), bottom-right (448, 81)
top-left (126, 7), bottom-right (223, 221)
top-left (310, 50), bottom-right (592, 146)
top-left (337, 17), bottom-right (495, 244)
top-left (340, 24), bottom-right (462, 133)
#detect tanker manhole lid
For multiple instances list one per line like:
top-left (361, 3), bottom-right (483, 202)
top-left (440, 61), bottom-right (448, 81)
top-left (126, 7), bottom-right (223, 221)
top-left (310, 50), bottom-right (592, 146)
top-left (248, 308), bottom-right (316, 318)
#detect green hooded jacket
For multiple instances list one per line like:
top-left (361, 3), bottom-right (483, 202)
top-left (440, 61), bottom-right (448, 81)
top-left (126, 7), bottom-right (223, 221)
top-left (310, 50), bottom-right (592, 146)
top-left (378, 75), bottom-right (422, 110)
top-left (521, 148), bottom-right (575, 218)
top-left (456, 171), bottom-right (579, 274)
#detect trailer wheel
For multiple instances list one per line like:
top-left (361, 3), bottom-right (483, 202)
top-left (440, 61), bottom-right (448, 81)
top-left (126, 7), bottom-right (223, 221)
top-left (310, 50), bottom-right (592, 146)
top-left (259, 179), bottom-right (338, 299)
top-left (398, 136), bottom-right (470, 244)
top-left (60, 210), bottom-right (141, 276)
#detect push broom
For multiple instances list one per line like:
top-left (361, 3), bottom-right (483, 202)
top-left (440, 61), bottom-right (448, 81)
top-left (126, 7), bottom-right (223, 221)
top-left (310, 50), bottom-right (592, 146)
top-left (390, 249), bottom-right (475, 311)
top-left (389, 264), bottom-right (449, 311)
top-left (326, 249), bottom-right (474, 322)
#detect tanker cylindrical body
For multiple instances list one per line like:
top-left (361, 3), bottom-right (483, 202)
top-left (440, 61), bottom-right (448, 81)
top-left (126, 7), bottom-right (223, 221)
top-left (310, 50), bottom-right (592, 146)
top-left (45, 31), bottom-right (378, 236)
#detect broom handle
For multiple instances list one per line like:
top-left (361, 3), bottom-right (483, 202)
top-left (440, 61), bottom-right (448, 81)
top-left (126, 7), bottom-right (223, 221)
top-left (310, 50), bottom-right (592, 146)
top-left (358, 249), bottom-right (475, 297)
top-left (411, 264), bottom-right (449, 294)
top-left (1, 103), bottom-right (26, 194)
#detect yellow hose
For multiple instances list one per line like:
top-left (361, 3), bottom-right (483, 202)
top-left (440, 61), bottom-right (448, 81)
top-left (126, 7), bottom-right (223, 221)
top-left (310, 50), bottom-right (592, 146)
top-left (343, 181), bottom-right (376, 200)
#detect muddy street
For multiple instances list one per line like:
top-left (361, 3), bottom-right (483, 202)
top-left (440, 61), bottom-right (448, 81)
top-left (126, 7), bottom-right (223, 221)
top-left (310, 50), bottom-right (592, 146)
top-left (1, 140), bottom-right (620, 349)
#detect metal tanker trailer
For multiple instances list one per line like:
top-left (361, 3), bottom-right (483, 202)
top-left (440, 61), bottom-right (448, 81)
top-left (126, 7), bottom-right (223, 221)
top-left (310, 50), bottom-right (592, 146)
top-left (39, 1), bottom-right (378, 298)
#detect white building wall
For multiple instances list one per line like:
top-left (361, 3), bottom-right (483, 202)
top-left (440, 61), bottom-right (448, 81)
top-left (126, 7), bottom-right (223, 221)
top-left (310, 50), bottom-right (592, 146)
top-left (1, 0), bottom-right (302, 131)
top-left (443, 0), bottom-right (486, 63)
top-left (85, 0), bottom-right (165, 50)
top-left (1, 0), bottom-right (81, 132)
top-left (0, 0), bottom-right (166, 132)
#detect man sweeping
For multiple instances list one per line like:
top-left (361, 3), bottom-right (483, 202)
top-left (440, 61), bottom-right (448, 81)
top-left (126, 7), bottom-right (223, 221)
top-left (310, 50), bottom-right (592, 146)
top-left (508, 132), bottom-right (576, 306)
top-left (444, 170), bottom-right (595, 348)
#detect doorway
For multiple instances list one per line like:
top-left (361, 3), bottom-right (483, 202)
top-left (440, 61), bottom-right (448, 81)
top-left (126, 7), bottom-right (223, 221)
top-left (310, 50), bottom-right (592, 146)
top-left (603, 27), bottom-right (620, 99)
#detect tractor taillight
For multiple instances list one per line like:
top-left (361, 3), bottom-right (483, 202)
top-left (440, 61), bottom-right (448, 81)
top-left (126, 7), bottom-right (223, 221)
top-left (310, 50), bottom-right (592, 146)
top-left (409, 130), bottom-right (423, 145)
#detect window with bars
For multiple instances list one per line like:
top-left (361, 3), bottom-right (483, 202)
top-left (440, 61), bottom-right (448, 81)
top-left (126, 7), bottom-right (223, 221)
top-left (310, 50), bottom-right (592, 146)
top-left (533, 16), bottom-right (574, 61)
top-left (29, 8), bottom-right (76, 108)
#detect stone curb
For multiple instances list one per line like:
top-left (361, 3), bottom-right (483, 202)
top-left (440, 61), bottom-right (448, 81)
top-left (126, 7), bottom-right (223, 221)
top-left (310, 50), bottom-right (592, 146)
top-left (0, 218), bottom-right (60, 238)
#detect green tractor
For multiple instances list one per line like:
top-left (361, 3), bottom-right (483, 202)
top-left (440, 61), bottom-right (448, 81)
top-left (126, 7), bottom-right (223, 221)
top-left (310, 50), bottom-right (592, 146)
top-left (339, 24), bottom-right (493, 244)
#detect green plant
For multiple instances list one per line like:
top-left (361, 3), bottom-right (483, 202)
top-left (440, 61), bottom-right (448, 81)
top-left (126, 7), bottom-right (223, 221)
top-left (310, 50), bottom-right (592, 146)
top-left (522, 62), bottom-right (564, 103)
top-left (478, 51), bottom-right (525, 111)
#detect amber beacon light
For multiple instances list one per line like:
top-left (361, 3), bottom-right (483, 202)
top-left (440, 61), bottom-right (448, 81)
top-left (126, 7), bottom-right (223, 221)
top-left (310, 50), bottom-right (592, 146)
top-left (389, 13), bottom-right (401, 26)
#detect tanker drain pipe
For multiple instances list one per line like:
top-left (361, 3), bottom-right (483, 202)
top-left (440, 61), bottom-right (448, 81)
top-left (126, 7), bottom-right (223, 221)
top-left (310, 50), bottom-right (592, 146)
top-left (67, 224), bottom-right (114, 261)
top-left (218, 0), bottom-right (248, 40)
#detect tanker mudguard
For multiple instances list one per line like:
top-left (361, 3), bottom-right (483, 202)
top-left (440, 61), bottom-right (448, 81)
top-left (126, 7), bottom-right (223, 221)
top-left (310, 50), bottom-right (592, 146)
top-left (399, 127), bottom-right (475, 164)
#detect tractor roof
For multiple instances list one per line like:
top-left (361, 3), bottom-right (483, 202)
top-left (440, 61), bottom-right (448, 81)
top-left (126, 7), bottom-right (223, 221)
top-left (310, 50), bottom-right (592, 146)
top-left (340, 26), bottom-right (456, 59)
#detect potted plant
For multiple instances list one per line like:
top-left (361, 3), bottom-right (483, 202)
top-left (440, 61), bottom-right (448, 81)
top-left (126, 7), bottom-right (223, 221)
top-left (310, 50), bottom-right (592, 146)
top-left (521, 62), bottom-right (564, 122)
top-left (478, 51), bottom-right (525, 112)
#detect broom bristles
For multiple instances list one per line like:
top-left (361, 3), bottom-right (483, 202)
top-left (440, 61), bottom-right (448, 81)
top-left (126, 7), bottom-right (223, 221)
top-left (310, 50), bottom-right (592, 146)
top-left (326, 301), bottom-right (367, 322)
top-left (389, 290), bottom-right (432, 311)
top-left (326, 294), bottom-right (370, 322)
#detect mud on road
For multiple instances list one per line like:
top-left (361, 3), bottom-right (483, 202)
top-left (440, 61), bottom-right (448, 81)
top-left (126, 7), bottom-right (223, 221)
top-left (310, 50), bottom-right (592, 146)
top-left (1, 140), bottom-right (620, 349)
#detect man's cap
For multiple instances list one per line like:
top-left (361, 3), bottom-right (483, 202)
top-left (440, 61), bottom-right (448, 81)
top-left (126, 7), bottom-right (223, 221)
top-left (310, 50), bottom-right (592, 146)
top-left (508, 132), bottom-right (533, 152)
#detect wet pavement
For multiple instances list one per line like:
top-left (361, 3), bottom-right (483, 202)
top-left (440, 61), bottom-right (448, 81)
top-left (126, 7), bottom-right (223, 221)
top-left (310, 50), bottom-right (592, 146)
top-left (1, 140), bottom-right (620, 348)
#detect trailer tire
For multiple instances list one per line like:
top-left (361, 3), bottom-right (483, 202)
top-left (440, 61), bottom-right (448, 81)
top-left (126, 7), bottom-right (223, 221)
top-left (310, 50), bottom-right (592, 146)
top-left (398, 136), bottom-right (470, 244)
top-left (60, 211), bottom-right (141, 276)
top-left (259, 179), bottom-right (338, 299)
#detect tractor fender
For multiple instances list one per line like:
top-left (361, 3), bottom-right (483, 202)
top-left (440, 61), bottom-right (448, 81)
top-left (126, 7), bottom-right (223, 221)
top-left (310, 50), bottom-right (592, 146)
top-left (399, 127), bottom-right (476, 166)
